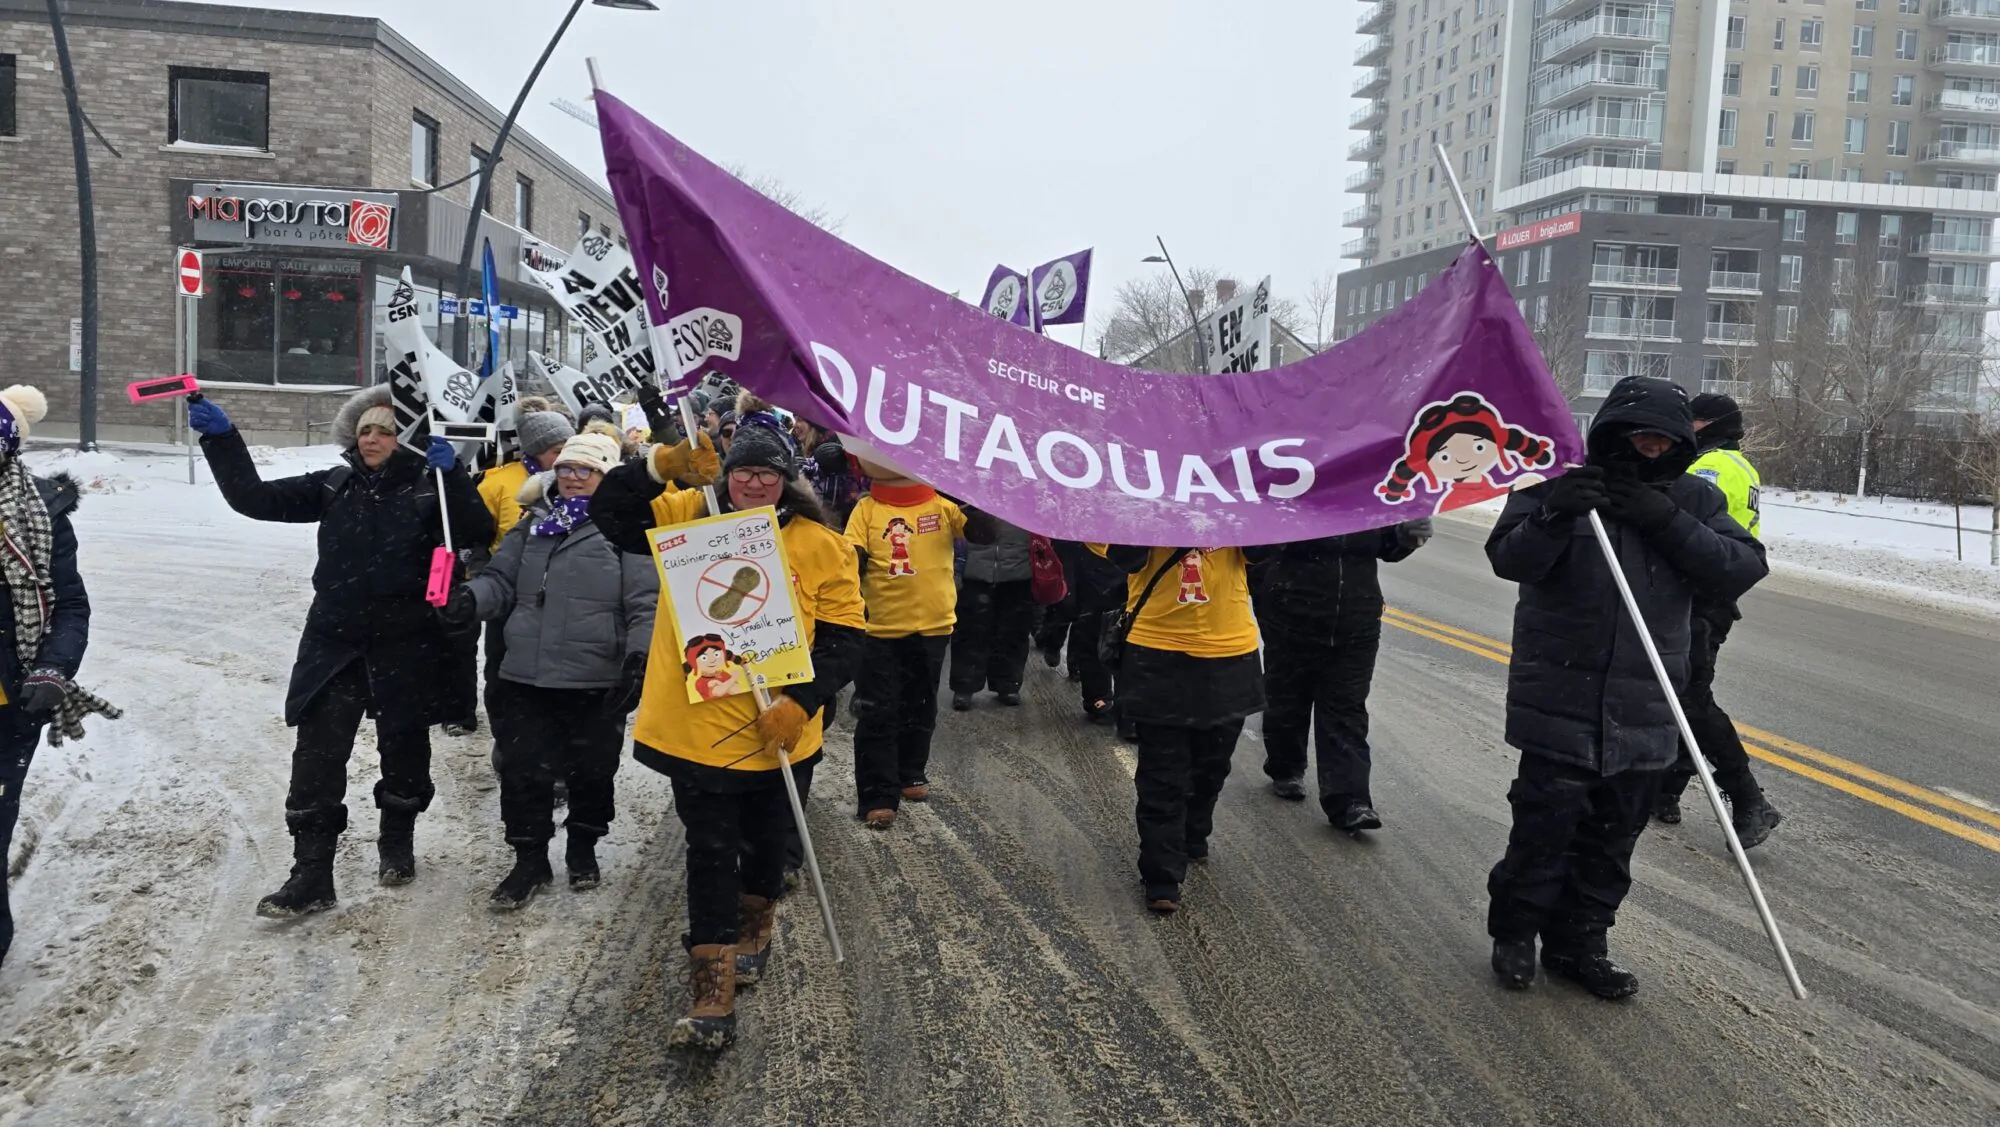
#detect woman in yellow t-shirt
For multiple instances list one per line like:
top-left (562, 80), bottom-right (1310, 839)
top-left (591, 420), bottom-right (865, 1052)
top-left (1092, 544), bottom-right (1268, 915)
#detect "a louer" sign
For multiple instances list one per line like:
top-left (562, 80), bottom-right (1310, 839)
top-left (186, 183), bottom-right (399, 250)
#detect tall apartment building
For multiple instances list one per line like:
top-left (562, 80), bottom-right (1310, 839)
top-left (1341, 0), bottom-right (2000, 420)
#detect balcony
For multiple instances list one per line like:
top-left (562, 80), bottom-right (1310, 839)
top-left (1355, 34), bottom-right (1393, 67)
top-left (1708, 270), bottom-right (1762, 294)
top-left (1930, 332), bottom-right (1990, 354)
top-left (1345, 163), bottom-right (1385, 191)
top-left (1908, 281), bottom-right (1999, 305)
top-left (1343, 203), bottom-right (1382, 227)
top-left (1591, 263), bottom-right (1682, 288)
top-left (1533, 11), bottom-right (1667, 66)
top-left (1529, 114), bottom-right (1663, 157)
top-left (1348, 130), bottom-right (1388, 162)
top-left (1529, 60), bottom-right (1661, 110)
top-left (1587, 315), bottom-right (1679, 340)
top-left (1342, 234), bottom-right (1380, 260)
top-left (1929, 42), bottom-right (2000, 71)
top-left (1924, 88), bottom-right (2000, 116)
top-left (1921, 139), bottom-right (2000, 165)
top-left (1912, 230), bottom-right (2000, 256)
top-left (1357, 0), bottom-right (1395, 36)
top-left (1700, 378), bottom-right (1752, 396)
top-left (1352, 67), bottom-right (1390, 97)
top-left (1350, 98), bottom-right (1388, 130)
top-left (1704, 322), bottom-right (1759, 344)
top-left (1533, 0), bottom-right (1598, 23)
top-left (1934, 0), bottom-right (2000, 29)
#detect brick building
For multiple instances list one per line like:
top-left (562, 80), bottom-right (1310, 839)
top-left (0, 0), bottom-right (624, 443)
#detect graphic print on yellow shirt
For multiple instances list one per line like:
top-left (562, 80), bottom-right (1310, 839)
top-left (1090, 545), bottom-right (1260, 660)
top-left (1175, 550), bottom-right (1210, 605)
top-left (845, 485), bottom-right (966, 637)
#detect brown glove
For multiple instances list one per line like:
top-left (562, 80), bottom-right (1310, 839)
top-left (649, 431), bottom-right (721, 486)
top-left (755, 695), bottom-right (812, 752)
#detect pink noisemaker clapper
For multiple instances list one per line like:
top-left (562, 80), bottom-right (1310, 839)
top-left (127, 374), bottom-right (201, 404)
top-left (426, 546), bottom-right (455, 607)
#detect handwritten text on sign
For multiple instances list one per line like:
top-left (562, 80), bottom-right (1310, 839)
top-left (648, 506), bottom-right (814, 704)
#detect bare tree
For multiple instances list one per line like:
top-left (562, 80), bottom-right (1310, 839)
top-left (1529, 287), bottom-right (1590, 400)
top-left (723, 164), bottom-right (844, 233)
top-left (1301, 270), bottom-right (1340, 351)
top-left (1098, 268), bottom-right (1307, 373)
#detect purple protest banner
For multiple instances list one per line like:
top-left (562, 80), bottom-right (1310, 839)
top-left (596, 92), bottom-right (1581, 547)
top-left (979, 265), bottom-right (1031, 328)
top-left (1031, 248), bottom-right (1092, 326)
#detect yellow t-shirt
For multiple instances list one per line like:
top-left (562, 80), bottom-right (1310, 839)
top-left (632, 489), bottom-right (869, 771)
top-left (844, 488), bottom-right (967, 637)
top-left (476, 460), bottom-right (532, 554)
top-left (1089, 545), bottom-right (1260, 660)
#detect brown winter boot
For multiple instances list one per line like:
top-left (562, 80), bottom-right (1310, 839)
top-left (668, 944), bottom-right (737, 1051)
top-left (735, 896), bottom-right (778, 986)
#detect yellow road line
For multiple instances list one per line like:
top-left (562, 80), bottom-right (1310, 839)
top-left (1380, 606), bottom-right (2000, 853)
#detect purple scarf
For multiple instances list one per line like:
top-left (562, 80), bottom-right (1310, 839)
top-left (530, 495), bottom-right (593, 537)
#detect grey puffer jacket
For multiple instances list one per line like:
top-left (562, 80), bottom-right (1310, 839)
top-left (961, 518), bottom-right (1033, 584)
top-left (468, 474), bottom-right (658, 689)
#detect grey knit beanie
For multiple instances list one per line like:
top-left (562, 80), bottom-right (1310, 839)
top-left (518, 411), bottom-right (576, 460)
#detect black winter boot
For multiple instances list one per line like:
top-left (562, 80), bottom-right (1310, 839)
top-left (257, 834), bottom-right (338, 919)
top-left (1541, 949), bottom-right (1640, 999)
top-left (565, 832), bottom-right (602, 890)
top-left (1730, 793), bottom-right (1783, 849)
top-left (377, 805), bottom-right (419, 886)
top-left (490, 844), bottom-right (553, 911)
top-left (1491, 938), bottom-right (1537, 989)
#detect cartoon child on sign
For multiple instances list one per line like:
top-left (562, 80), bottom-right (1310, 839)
top-left (1176, 550), bottom-right (1210, 605)
top-left (683, 635), bottom-right (750, 701)
top-left (1377, 392), bottom-right (1555, 515)
top-left (883, 517), bottom-right (917, 577)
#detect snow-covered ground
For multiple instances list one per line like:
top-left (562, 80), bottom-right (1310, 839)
top-left (0, 444), bottom-right (679, 1125)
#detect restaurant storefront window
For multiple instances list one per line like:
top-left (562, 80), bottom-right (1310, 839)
top-left (199, 256), bottom-right (367, 385)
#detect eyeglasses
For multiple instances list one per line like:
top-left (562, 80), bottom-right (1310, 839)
top-left (728, 468), bottom-right (783, 486)
top-left (553, 464), bottom-right (601, 479)
top-left (720, 426), bottom-right (738, 439)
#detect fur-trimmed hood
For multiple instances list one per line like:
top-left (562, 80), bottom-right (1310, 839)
top-left (32, 471), bottom-right (81, 520)
top-left (330, 385), bottom-right (393, 449)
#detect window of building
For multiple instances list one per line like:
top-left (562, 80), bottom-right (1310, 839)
top-left (1770, 65), bottom-right (1784, 96)
top-left (1583, 350), bottom-right (1671, 392)
top-left (1884, 168), bottom-right (1907, 184)
top-left (1450, 46), bottom-right (1459, 70)
top-left (1701, 357), bottom-right (1744, 393)
top-left (1720, 108), bottom-right (1740, 147)
top-left (1792, 111), bottom-right (1816, 144)
top-left (1879, 214), bottom-right (1902, 247)
top-left (514, 176), bottom-right (534, 232)
top-left (1723, 63), bottom-right (1741, 96)
top-left (1875, 258), bottom-right (1900, 294)
top-left (1766, 111), bottom-right (1779, 146)
top-left (1886, 118), bottom-right (1909, 155)
top-left (1783, 208), bottom-right (1806, 240)
top-left (1798, 65), bottom-right (1820, 95)
top-left (1539, 245), bottom-right (1554, 282)
top-left (1890, 74), bottom-right (1914, 105)
top-left (1718, 158), bottom-right (1738, 174)
top-left (1844, 116), bottom-right (1866, 152)
top-left (1771, 359), bottom-right (1796, 396)
top-left (1774, 18), bottom-right (1786, 49)
top-left (1836, 211), bottom-right (1859, 243)
top-left (1842, 164), bottom-right (1865, 182)
top-left (577, 211), bottom-right (591, 239)
top-left (1856, 0), bottom-right (1877, 9)
top-left (0, 55), bottom-right (14, 138)
top-left (1897, 0), bottom-right (1919, 10)
top-left (411, 112), bottom-right (439, 186)
top-left (1534, 294), bottom-right (1549, 327)
top-left (1515, 250), bottom-right (1531, 286)
top-left (1829, 307), bottom-right (1851, 340)
top-left (1775, 305), bottom-right (1799, 341)
top-left (1789, 161), bottom-right (1815, 178)
top-left (1848, 70), bottom-right (1870, 102)
top-left (198, 256), bottom-right (366, 387)
top-left (1852, 24), bottom-right (1874, 57)
top-left (1894, 28), bottom-right (1918, 60)
top-left (1800, 18), bottom-right (1823, 50)
top-left (168, 66), bottom-right (269, 150)
top-left (1832, 256), bottom-right (1856, 292)
top-left (1779, 253), bottom-right (1804, 290)
top-left (1727, 16), bottom-right (1747, 49)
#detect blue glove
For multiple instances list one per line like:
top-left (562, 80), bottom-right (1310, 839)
top-left (426, 436), bottom-right (456, 472)
top-left (187, 398), bottom-right (233, 437)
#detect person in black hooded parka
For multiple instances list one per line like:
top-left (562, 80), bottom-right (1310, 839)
top-left (1483, 376), bottom-right (1766, 999)
top-left (191, 386), bottom-right (493, 918)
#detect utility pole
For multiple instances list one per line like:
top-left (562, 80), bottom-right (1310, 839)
top-left (47, 0), bottom-right (98, 449)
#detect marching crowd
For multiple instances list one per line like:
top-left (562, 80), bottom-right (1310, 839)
top-left (0, 368), bottom-right (1777, 1053)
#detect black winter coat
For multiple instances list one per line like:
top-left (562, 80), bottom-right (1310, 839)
top-left (1486, 378), bottom-right (1766, 775)
top-left (0, 474), bottom-right (90, 697)
top-left (202, 429), bottom-right (493, 728)
top-left (1247, 528), bottom-right (1414, 643)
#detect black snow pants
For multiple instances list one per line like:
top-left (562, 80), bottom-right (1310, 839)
top-left (1660, 615), bottom-right (1762, 804)
top-left (0, 711), bottom-right (44, 964)
top-left (1068, 611), bottom-right (1113, 710)
top-left (444, 619), bottom-right (480, 729)
top-left (1487, 752), bottom-right (1661, 956)
top-left (949, 578), bottom-right (1036, 696)
top-left (672, 761), bottom-right (815, 947)
top-left (851, 633), bottom-right (949, 814)
top-left (1260, 624), bottom-right (1382, 814)
top-left (492, 680), bottom-right (621, 846)
top-left (1134, 719), bottom-right (1244, 899)
top-left (287, 659), bottom-right (435, 839)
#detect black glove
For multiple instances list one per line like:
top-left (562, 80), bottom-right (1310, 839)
top-left (19, 669), bottom-right (69, 717)
top-left (1602, 475), bottom-right (1679, 535)
top-left (438, 584), bottom-right (477, 628)
top-left (604, 653), bottom-right (647, 717)
top-left (1540, 466), bottom-right (1607, 518)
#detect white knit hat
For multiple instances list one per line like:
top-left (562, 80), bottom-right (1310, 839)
top-left (355, 404), bottom-right (396, 436)
top-left (0, 385), bottom-right (49, 456)
top-left (552, 432), bottom-right (621, 475)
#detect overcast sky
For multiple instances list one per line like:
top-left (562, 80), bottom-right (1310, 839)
top-left (196, 0), bottom-right (1368, 341)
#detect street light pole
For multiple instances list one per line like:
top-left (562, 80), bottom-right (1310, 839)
top-left (1142, 236), bottom-right (1207, 373)
top-left (47, 0), bottom-right (98, 449)
top-left (448, 0), bottom-right (658, 366)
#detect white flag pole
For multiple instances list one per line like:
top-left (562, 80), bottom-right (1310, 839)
top-left (588, 58), bottom-right (844, 965)
top-left (1432, 142), bottom-right (1806, 1001)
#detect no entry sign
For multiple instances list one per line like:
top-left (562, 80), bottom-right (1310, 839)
top-left (175, 248), bottom-right (204, 298)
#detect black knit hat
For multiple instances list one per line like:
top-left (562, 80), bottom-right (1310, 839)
top-left (1689, 392), bottom-right (1741, 423)
top-left (723, 420), bottom-right (797, 477)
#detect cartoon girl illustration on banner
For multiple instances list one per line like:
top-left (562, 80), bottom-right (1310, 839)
top-left (882, 517), bottom-right (917, 577)
top-left (1377, 392), bottom-right (1555, 514)
top-left (1176, 550), bottom-right (1210, 605)
top-left (682, 635), bottom-right (750, 701)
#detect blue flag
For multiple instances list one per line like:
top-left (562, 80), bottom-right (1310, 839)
top-left (480, 239), bottom-right (501, 379)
